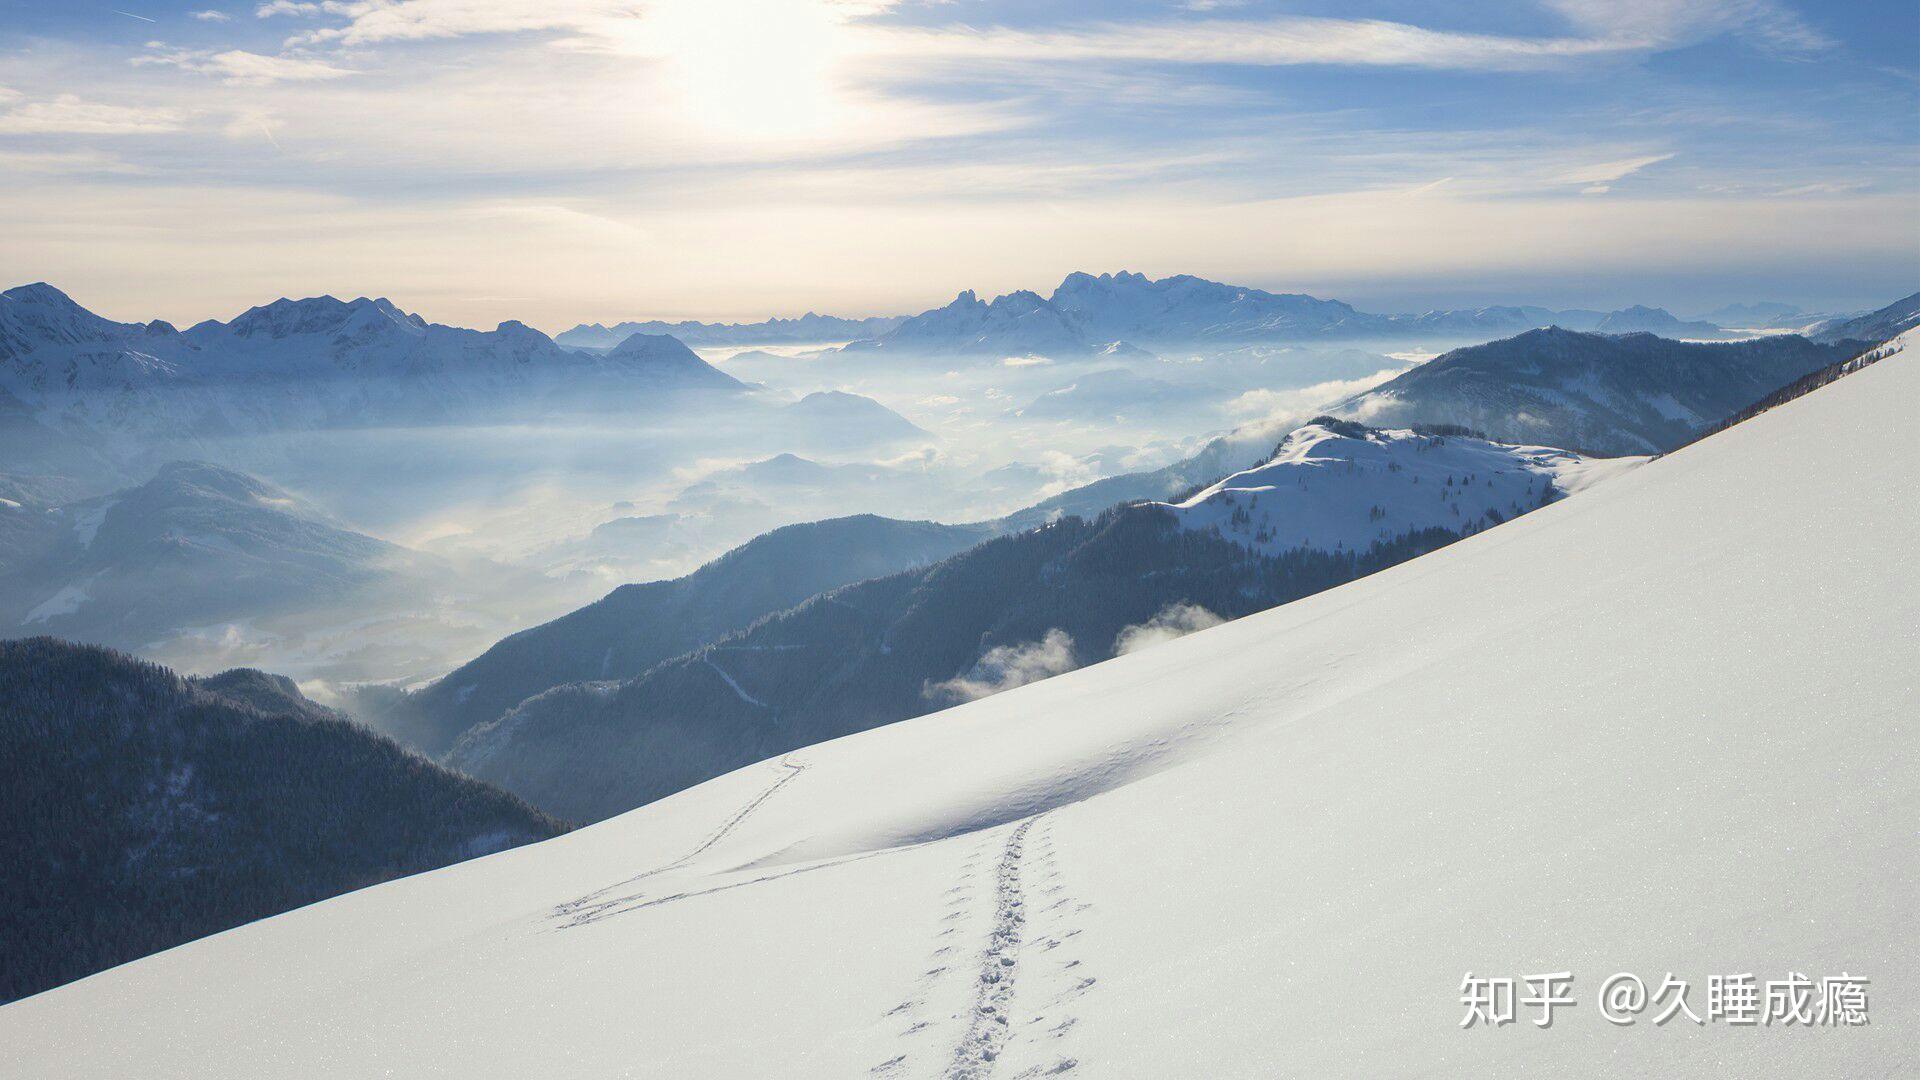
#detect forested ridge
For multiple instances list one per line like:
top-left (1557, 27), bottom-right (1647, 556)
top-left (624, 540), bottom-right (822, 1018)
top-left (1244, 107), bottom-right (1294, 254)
top-left (0, 638), bottom-right (568, 1004)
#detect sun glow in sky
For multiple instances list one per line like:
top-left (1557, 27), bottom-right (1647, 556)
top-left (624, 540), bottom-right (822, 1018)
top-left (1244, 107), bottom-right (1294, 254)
top-left (621, 0), bottom-right (854, 140)
top-left (0, 0), bottom-right (1914, 327)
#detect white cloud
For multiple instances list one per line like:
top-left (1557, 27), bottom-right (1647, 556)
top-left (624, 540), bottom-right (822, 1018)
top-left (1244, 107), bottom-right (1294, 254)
top-left (1582, 184), bottom-right (1612, 195)
top-left (191, 9), bottom-right (232, 20)
top-left (1774, 181), bottom-right (1869, 197)
top-left (1224, 370), bottom-right (1405, 423)
top-left (1114, 603), bottom-right (1225, 655)
top-left (1544, 0), bottom-right (1832, 55)
top-left (286, 0), bottom-right (625, 46)
top-left (927, 629), bottom-right (1079, 703)
top-left (264, 0), bottom-right (1779, 74)
top-left (1550, 152), bottom-right (1675, 185)
top-left (138, 49), bottom-right (356, 85)
top-left (0, 94), bottom-right (185, 135)
top-left (871, 16), bottom-right (1639, 73)
top-left (0, 148), bottom-right (152, 175)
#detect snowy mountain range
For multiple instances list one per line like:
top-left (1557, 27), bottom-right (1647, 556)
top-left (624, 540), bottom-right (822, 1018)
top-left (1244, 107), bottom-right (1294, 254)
top-left (7, 312), bottom-right (1907, 1078)
top-left (834, 271), bottom-right (1631, 358)
top-left (0, 284), bottom-right (746, 474)
top-left (560, 271), bottom-right (1635, 359)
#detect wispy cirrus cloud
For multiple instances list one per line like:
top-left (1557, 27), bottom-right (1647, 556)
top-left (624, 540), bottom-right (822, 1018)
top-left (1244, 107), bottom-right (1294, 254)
top-left (282, 0), bottom-right (630, 46)
top-left (0, 0), bottom-right (1903, 326)
top-left (0, 93), bottom-right (186, 135)
top-left (136, 48), bottom-right (356, 86)
top-left (258, 0), bottom-right (1831, 71)
top-left (1544, 0), bottom-right (1832, 55)
top-left (869, 16), bottom-right (1637, 73)
top-left (1549, 152), bottom-right (1676, 185)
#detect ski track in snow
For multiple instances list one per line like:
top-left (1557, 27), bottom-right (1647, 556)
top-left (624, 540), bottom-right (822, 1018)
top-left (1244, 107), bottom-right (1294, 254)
top-left (872, 812), bottom-right (1091, 1079)
top-left (552, 755), bottom-right (806, 928)
top-left (945, 816), bottom-right (1038, 1079)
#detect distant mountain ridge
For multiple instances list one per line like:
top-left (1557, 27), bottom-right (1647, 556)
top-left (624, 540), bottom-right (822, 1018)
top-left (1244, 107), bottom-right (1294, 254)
top-left (556, 312), bottom-right (904, 349)
top-left (0, 461), bottom-right (424, 653)
top-left (0, 637), bottom-right (566, 1004)
top-left (835, 271), bottom-right (1621, 358)
top-left (379, 514), bottom-right (997, 756)
top-left (1593, 305), bottom-right (1727, 338)
top-left (1809, 291), bottom-right (1920, 345)
top-left (1324, 328), bottom-right (1857, 454)
top-left (446, 497), bottom-right (1494, 822)
top-left (0, 284), bottom-right (745, 474)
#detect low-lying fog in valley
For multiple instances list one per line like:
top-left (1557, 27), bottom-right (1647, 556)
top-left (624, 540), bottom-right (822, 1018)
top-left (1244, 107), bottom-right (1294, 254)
top-left (135, 338), bottom-right (1421, 693)
top-left (6, 272), bottom-right (1862, 704)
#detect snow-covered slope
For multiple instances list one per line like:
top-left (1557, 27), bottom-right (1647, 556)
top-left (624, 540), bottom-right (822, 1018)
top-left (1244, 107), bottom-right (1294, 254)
top-left (5, 349), bottom-right (1913, 1077)
top-left (1163, 419), bottom-right (1642, 555)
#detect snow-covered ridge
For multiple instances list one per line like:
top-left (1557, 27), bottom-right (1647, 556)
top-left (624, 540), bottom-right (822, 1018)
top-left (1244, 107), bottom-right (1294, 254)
top-left (1162, 419), bottom-right (1645, 555)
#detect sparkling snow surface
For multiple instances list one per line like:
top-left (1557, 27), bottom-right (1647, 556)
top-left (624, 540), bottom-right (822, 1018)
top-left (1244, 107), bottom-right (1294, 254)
top-left (4, 350), bottom-right (1915, 1077)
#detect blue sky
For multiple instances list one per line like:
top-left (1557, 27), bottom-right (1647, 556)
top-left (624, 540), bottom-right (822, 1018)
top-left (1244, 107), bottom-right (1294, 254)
top-left (1, 0), bottom-right (1915, 328)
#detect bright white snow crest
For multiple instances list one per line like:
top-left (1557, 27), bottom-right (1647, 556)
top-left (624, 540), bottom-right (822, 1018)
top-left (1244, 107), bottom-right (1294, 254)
top-left (1164, 419), bottom-right (1645, 555)
top-left (4, 344), bottom-right (1914, 1077)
